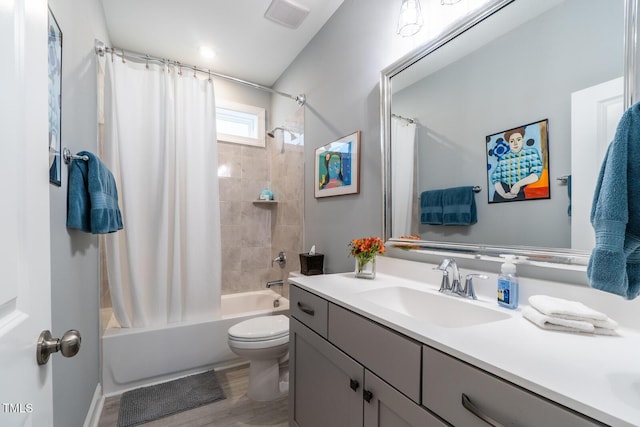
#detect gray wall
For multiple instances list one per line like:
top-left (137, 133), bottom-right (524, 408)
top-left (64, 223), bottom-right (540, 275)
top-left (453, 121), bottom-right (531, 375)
top-left (394, 0), bottom-right (622, 248)
top-left (272, 0), bottom-right (627, 272)
top-left (271, 0), bottom-right (427, 273)
top-left (48, 0), bottom-right (110, 425)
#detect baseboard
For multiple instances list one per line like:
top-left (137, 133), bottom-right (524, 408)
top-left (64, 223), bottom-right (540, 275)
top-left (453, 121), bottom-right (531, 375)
top-left (83, 383), bottom-right (104, 427)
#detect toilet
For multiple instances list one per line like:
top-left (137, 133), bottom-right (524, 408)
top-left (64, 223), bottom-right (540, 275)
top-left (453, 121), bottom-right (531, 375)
top-left (227, 314), bottom-right (289, 401)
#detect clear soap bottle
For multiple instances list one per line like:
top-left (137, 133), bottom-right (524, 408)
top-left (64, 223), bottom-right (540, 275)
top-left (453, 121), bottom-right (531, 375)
top-left (497, 255), bottom-right (519, 309)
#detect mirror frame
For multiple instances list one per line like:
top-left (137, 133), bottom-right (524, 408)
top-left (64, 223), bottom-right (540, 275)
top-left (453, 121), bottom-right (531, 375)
top-left (381, 0), bottom-right (637, 268)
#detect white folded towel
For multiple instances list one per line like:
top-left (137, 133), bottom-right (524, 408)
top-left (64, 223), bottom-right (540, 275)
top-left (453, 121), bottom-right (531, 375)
top-left (528, 295), bottom-right (615, 325)
top-left (522, 306), bottom-right (618, 336)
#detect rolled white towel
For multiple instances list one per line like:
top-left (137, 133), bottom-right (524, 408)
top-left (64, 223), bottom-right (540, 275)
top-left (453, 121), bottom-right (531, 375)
top-left (528, 295), bottom-right (614, 324)
top-left (522, 307), bottom-right (618, 336)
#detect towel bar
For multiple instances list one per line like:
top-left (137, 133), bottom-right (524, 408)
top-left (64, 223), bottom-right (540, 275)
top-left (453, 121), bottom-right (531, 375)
top-left (417, 186), bottom-right (482, 199)
top-left (63, 147), bottom-right (89, 165)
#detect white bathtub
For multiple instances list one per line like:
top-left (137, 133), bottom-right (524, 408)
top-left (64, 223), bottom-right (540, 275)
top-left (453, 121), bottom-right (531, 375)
top-left (101, 289), bottom-right (289, 396)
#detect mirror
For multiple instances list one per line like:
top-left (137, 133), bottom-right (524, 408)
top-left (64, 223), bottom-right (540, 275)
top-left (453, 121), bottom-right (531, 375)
top-left (381, 0), bottom-right (636, 266)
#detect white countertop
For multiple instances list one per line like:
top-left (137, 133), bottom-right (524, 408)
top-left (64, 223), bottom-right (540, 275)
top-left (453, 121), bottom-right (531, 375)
top-left (289, 260), bottom-right (640, 427)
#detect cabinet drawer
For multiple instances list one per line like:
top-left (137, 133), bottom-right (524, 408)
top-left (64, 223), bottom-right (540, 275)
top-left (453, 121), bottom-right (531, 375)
top-left (328, 303), bottom-right (421, 403)
top-left (290, 285), bottom-right (329, 338)
top-left (422, 345), bottom-right (604, 427)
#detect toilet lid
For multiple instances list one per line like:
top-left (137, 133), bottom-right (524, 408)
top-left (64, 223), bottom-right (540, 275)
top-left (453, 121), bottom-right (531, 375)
top-left (228, 315), bottom-right (289, 341)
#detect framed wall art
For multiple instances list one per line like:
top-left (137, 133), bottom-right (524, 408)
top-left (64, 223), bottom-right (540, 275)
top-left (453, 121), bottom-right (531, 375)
top-left (486, 119), bottom-right (550, 204)
top-left (314, 131), bottom-right (361, 198)
top-left (48, 6), bottom-right (63, 186)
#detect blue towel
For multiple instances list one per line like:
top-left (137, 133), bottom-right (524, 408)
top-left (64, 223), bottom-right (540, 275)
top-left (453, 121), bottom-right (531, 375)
top-left (420, 190), bottom-right (443, 224)
top-left (588, 102), bottom-right (640, 300)
top-left (67, 151), bottom-right (123, 234)
top-left (442, 186), bottom-right (477, 226)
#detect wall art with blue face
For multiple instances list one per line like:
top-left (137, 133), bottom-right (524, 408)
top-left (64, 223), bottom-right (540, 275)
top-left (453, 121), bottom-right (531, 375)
top-left (486, 119), bottom-right (550, 204)
top-left (314, 131), bottom-right (361, 198)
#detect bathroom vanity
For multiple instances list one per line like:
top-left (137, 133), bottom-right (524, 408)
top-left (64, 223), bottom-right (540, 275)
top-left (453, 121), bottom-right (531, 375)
top-left (288, 257), bottom-right (640, 427)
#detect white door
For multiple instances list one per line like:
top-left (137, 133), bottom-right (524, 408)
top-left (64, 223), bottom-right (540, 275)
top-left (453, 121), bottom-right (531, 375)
top-left (571, 77), bottom-right (624, 251)
top-left (0, 0), bottom-right (54, 426)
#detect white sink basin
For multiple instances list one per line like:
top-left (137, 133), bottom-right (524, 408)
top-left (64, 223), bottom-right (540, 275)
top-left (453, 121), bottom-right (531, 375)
top-left (357, 286), bottom-right (511, 328)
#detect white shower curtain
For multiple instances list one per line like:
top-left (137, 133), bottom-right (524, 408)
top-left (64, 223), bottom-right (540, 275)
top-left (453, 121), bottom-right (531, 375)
top-left (391, 116), bottom-right (417, 237)
top-left (98, 56), bottom-right (221, 328)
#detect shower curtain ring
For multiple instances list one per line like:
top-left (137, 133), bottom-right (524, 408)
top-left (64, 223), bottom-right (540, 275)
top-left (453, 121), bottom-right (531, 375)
top-left (208, 69), bottom-right (211, 82)
top-left (145, 55), bottom-right (149, 70)
top-left (121, 49), bottom-right (126, 63)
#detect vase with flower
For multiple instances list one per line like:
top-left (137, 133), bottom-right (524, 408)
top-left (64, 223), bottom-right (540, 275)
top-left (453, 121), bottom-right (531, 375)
top-left (349, 237), bottom-right (385, 279)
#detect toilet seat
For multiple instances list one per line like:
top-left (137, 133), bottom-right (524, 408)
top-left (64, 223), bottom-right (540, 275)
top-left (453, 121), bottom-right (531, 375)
top-left (228, 314), bottom-right (289, 342)
top-left (228, 334), bottom-right (289, 350)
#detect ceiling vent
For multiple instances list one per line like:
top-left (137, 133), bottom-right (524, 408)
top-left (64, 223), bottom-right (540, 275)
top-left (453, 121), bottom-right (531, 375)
top-left (264, 0), bottom-right (310, 29)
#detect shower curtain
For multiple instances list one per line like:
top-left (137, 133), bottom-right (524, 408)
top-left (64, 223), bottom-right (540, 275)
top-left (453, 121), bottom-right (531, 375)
top-left (98, 56), bottom-right (221, 328)
top-left (391, 116), bottom-right (417, 237)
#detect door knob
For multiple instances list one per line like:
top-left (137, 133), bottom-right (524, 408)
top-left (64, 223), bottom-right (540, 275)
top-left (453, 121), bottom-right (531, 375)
top-left (36, 329), bottom-right (81, 365)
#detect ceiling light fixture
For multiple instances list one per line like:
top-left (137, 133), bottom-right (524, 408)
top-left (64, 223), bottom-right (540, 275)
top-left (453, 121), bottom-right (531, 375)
top-left (396, 0), bottom-right (424, 37)
top-left (441, 0), bottom-right (462, 5)
top-left (199, 46), bottom-right (215, 60)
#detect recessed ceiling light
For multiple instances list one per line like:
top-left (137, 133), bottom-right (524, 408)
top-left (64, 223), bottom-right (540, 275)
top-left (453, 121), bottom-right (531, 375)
top-left (199, 46), bottom-right (215, 60)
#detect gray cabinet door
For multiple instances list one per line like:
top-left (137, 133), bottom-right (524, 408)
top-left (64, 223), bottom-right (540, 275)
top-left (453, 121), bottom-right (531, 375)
top-left (363, 370), bottom-right (450, 427)
top-left (290, 317), bottom-right (364, 427)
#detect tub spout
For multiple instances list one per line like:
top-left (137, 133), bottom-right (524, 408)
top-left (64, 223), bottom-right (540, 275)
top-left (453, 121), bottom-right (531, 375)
top-left (266, 279), bottom-right (284, 288)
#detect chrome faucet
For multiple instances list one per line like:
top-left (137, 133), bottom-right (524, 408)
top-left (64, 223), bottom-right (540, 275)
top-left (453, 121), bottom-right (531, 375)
top-left (272, 251), bottom-right (287, 269)
top-left (266, 279), bottom-right (284, 288)
top-left (460, 273), bottom-right (489, 300)
top-left (434, 258), bottom-right (462, 294)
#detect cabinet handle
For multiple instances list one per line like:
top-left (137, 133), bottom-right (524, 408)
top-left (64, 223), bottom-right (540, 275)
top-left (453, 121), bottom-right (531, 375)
top-left (461, 394), bottom-right (506, 427)
top-left (363, 389), bottom-right (373, 403)
top-left (297, 302), bottom-right (315, 316)
top-left (349, 379), bottom-right (359, 392)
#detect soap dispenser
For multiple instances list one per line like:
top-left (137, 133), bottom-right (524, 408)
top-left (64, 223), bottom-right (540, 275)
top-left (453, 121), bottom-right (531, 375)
top-left (497, 255), bottom-right (519, 309)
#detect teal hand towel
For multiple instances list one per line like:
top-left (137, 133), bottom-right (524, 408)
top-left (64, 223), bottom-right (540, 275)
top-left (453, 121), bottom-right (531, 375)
top-left (442, 186), bottom-right (477, 226)
top-left (67, 151), bottom-right (123, 234)
top-left (588, 102), bottom-right (640, 299)
top-left (420, 190), bottom-right (443, 224)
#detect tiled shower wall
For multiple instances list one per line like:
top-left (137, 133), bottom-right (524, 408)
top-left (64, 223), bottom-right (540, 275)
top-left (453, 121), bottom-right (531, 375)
top-left (218, 108), bottom-right (304, 296)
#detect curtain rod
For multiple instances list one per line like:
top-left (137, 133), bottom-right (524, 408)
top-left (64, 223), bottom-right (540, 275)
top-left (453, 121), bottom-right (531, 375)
top-left (392, 113), bottom-right (415, 124)
top-left (94, 40), bottom-right (306, 106)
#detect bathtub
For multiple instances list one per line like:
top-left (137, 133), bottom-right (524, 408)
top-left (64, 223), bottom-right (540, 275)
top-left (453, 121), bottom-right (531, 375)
top-left (101, 289), bottom-right (289, 396)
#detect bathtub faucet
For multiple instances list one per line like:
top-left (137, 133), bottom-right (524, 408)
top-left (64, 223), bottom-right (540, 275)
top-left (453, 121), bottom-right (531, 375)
top-left (272, 251), bottom-right (287, 269)
top-left (266, 279), bottom-right (284, 288)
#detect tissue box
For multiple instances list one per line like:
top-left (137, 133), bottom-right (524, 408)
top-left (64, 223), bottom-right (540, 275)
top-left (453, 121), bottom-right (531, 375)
top-left (299, 253), bottom-right (324, 276)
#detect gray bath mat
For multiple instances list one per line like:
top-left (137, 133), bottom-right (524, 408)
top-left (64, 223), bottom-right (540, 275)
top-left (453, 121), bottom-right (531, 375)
top-left (118, 370), bottom-right (226, 426)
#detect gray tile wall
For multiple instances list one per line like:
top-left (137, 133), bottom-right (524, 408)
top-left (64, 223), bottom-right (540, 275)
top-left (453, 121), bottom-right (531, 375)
top-left (219, 107), bottom-right (304, 296)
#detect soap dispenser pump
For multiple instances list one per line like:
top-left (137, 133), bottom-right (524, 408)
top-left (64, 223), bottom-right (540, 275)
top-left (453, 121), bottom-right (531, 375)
top-left (497, 255), bottom-right (519, 309)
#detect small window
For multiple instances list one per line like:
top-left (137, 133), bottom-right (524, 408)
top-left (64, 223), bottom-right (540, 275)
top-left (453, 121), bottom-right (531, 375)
top-left (216, 100), bottom-right (266, 147)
